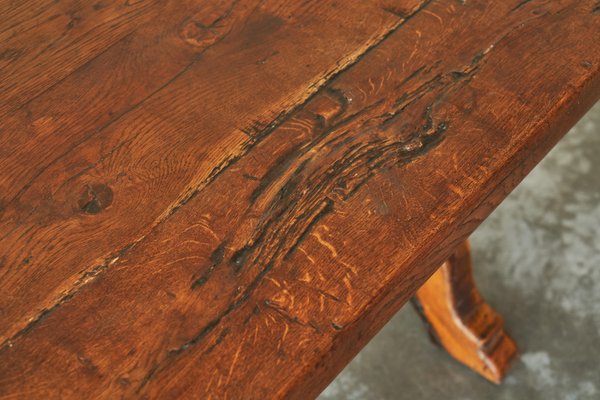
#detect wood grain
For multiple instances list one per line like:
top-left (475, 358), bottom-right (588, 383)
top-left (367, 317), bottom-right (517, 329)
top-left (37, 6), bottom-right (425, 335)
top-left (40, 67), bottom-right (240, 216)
top-left (413, 241), bottom-right (518, 384)
top-left (0, 0), bottom-right (406, 342)
top-left (1, 0), bottom-right (599, 398)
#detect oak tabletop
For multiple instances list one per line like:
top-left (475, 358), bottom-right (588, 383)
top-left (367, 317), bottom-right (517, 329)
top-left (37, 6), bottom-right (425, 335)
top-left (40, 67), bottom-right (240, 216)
top-left (1, 0), bottom-right (599, 398)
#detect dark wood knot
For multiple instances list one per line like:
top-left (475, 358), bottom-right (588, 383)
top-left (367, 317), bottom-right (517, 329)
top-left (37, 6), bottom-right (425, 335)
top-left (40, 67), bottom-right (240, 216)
top-left (77, 183), bottom-right (113, 214)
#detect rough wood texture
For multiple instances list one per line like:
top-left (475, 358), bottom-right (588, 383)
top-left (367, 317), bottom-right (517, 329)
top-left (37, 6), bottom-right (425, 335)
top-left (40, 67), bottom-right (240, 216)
top-left (413, 241), bottom-right (518, 383)
top-left (1, 0), bottom-right (599, 398)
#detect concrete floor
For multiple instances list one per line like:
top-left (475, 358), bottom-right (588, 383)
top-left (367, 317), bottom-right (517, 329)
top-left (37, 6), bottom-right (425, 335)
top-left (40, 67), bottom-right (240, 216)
top-left (320, 102), bottom-right (600, 400)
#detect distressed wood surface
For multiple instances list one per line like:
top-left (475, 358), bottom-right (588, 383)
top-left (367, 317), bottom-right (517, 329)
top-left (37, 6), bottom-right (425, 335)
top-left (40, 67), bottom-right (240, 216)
top-left (0, 0), bottom-right (599, 398)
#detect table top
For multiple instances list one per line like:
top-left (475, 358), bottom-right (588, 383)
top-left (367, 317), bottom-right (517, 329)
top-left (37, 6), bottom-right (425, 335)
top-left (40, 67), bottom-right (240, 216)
top-left (1, 0), bottom-right (599, 398)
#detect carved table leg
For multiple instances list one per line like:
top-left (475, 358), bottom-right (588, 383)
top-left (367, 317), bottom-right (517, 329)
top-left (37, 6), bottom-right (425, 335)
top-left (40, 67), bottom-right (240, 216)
top-left (412, 241), bottom-right (518, 383)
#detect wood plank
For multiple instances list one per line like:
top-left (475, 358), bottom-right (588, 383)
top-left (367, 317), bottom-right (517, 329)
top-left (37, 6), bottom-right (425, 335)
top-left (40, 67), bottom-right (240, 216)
top-left (0, 0), bottom-right (238, 204)
top-left (1, 0), bottom-right (599, 398)
top-left (0, 0), bottom-right (166, 115)
top-left (0, 0), bottom-right (407, 343)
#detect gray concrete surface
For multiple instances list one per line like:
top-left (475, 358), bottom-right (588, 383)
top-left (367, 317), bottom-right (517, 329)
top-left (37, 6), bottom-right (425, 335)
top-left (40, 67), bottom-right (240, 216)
top-left (320, 102), bottom-right (600, 400)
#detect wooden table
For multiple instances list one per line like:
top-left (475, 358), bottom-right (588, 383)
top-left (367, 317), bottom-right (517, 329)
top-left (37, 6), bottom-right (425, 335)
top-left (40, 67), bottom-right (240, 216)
top-left (1, 1), bottom-right (599, 398)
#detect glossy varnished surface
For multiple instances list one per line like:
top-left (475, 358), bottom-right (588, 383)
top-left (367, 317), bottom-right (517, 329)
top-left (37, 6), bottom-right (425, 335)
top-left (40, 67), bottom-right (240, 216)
top-left (1, 1), bottom-right (599, 398)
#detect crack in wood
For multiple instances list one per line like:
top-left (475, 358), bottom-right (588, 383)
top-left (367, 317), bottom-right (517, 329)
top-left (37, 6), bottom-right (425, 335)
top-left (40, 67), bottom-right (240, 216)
top-left (510, 0), bottom-right (533, 13)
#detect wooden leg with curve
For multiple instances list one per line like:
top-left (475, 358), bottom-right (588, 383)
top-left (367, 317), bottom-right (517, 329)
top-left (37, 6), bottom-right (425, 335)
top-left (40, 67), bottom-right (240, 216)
top-left (412, 241), bottom-right (518, 383)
